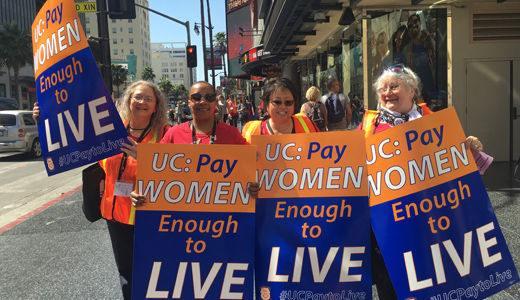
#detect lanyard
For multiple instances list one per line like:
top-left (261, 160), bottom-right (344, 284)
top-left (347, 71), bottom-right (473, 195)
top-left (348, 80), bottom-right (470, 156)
top-left (118, 122), bottom-right (152, 179)
top-left (191, 120), bottom-right (217, 144)
top-left (265, 118), bottom-right (295, 135)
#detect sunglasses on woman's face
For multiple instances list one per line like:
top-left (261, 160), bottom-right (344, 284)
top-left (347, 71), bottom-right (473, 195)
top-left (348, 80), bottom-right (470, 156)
top-left (271, 100), bottom-right (294, 107)
top-left (190, 93), bottom-right (216, 102)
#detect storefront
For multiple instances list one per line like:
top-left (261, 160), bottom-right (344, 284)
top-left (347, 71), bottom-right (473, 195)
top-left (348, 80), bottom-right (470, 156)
top-left (248, 0), bottom-right (520, 161)
top-left (296, 6), bottom-right (447, 113)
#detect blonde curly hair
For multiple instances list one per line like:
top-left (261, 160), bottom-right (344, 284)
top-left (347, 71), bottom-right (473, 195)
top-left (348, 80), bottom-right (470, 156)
top-left (305, 86), bottom-right (321, 102)
top-left (117, 80), bottom-right (167, 134)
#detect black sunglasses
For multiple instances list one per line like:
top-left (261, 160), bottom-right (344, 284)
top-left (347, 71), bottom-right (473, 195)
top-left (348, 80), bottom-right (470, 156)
top-left (190, 93), bottom-right (216, 103)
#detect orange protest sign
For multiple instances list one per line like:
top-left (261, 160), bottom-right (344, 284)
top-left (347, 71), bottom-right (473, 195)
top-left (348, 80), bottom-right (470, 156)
top-left (252, 131), bottom-right (368, 198)
top-left (32, 0), bottom-right (89, 78)
top-left (136, 143), bottom-right (256, 213)
top-left (366, 107), bottom-right (477, 207)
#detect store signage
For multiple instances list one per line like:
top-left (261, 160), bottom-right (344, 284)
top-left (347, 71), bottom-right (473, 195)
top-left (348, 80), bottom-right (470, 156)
top-left (226, 0), bottom-right (250, 13)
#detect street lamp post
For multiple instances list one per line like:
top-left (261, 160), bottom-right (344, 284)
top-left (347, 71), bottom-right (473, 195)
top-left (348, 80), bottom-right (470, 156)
top-left (200, 0), bottom-right (208, 82)
top-left (206, 0), bottom-right (216, 88)
top-left (134, 3), bottom-right (193, 86)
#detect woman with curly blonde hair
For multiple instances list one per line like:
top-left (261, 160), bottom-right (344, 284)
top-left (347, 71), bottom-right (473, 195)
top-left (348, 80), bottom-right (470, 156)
top-left (300, 86), bottom-right (327, 131)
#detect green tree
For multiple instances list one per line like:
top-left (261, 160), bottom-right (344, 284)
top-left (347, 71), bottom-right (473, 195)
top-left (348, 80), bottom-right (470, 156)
top-left (213, 32), bottom-right (227, 77)
top-left (0, 23), bottom-right (33, 109)
top-left (111, 64), bottom-right (128, 98)
top-left (171, 84), bottom-right (187, 100)
top-left (141, 66), bottom-right (156, 82)
top-left (158, 77), bottom-right (173, 98)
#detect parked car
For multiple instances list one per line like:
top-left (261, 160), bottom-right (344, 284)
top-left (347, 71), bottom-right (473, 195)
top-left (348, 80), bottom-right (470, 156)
top-left (0, 110), bottom-right (41, 157)
top-left (0, 97), bottom-right (18, 110)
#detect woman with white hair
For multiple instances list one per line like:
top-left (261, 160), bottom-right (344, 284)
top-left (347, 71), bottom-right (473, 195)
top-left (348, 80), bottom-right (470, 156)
top-left (359, 64), bottom-right (483, 299)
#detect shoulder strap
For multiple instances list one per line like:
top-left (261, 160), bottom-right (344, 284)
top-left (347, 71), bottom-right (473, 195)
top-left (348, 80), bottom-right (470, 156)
top-left (361, 110), bottom-right (380, 138)
top-left (418, 103), bottom-right (433, 115)
top-left (242, 120), bottom-right (262, 143)
top-left (293, 113), bottom-right (318, 133)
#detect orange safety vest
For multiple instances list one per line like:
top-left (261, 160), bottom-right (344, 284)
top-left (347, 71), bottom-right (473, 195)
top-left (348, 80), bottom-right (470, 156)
top-left (99, 124), bottom-right (168, 225)
top-left (242, 113), bottom-right (318, 143)
top-left (227, 101), bottom-right (237, 116)
top-left (360, 103), bottom-right (432, 138)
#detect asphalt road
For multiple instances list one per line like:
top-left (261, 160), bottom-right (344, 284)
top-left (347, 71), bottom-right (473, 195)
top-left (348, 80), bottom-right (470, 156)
top-left (0, 153), bottom-right (519, 299)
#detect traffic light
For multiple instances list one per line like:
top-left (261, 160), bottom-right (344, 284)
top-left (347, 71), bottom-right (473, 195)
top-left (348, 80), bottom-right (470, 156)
top-left (108, 0), bottom-right (136, 19)
top-left (186, 45), bottom-right (197, 68)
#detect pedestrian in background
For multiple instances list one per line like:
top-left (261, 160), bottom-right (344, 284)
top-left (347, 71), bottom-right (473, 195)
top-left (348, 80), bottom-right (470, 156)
top-left (227, 95), bottom-right (238, 127)
top-left (217, 95), bottom-right (227, 122)
top-left (237, 95), bottom-right (250, 131)
top-left (300, 86), bottom-right (327, 132)
top-left (320, 78), bottom-right (352, 131)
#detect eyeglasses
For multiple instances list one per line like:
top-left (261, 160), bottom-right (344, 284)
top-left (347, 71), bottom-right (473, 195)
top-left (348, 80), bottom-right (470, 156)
top-left (377, 82), bottom-right (401, 94)
top-left (190, 93), bottom-right (216, 103)
top-left (132, 94), bottom-right (154, 103)
top-left (384, 64), bottom-right (408, 74)
top-left (270, 100), bottom-right (294, 107)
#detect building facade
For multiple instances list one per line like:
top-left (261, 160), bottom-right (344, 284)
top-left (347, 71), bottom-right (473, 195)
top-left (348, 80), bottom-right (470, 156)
top-left (151, 42), bottom-right (193, 88)
top-left (237, 0), bottom-right (520, 163)
top-left (0, 0), bottom-right (39, 108)
top-left (82, 0), bottom-right (151, 80)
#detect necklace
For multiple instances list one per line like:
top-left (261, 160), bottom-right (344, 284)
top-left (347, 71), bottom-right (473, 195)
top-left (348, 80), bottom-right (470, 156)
top-left (191, 120), bottom-right (217, 144)
top-left (266, 119), bottom-right (293, 135)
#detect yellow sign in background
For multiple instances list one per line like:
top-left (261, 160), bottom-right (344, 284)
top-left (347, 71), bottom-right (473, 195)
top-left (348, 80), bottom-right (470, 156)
top-left (75, 2), bottom-right (96, 13)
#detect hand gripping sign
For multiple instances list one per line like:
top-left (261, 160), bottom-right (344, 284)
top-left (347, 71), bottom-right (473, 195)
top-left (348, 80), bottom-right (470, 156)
top-left (252, 131), bottom-right (371, 300)
top-left (32, 0), bottom-right (127, 176)
top-left (133, 144), bottom-right (256, 299)
top-left (367, 107), bottom-right (519, 299)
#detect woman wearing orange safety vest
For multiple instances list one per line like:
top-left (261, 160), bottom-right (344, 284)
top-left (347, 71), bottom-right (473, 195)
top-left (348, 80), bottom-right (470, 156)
top-left (102, 81), bottom-right (169, 300)
top-left (242, 77), bottom-right (318, 143)
top-left (357, 64), bottom-right (483, 300)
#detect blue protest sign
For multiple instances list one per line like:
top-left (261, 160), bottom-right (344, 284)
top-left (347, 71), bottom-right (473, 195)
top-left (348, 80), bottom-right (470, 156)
top-left (252, 131), bottom-right (372, 300)
top-left (367, 108), bottom-right (519, 299)
top-left (133, 144), bottom-right (256, 299)
top-left (32, 0), bottom-right (127, 175)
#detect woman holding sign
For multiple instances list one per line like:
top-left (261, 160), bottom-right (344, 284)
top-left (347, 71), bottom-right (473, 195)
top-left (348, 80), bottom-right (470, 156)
top-left (358, 64), bottom-right (483, 300)
top-left (242, 77), bottom-right (318, 142)
top-left (128, 81), bottom-right (253, 205)
top-left (102, 80), bottom-right (170, 300)
top-left (33, 80), bottom-right (170, 299)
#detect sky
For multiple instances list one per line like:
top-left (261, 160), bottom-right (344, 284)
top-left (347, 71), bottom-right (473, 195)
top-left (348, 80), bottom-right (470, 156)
top-left (148, 0), bottom-right (228, 85)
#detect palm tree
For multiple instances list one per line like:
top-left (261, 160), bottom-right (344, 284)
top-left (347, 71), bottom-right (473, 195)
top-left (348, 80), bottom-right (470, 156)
top-left (111, 64), bottom-right (128, 98)
top-left (0, 23), bottom-right (33, 109)
top-left (171, 83), bottom-right (187, 100)
top-left (158, 77), bottom-right (173, 98)
top-left (213, 32), bottom-right (227, 77)
top-left (141, 66), bottom-right (156, 82)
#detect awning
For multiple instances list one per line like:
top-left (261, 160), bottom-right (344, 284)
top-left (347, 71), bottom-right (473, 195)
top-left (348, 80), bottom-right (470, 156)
top-left (239, 45), bottom-right (285, 77)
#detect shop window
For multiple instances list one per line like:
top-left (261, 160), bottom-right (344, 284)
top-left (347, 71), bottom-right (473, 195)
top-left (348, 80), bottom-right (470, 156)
top-left (367, 8), bottom-right (447, 111)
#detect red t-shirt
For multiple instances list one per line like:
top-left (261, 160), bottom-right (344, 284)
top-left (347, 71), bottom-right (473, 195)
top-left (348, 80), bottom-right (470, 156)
top-left (160, 121), bottom-right (248, 145)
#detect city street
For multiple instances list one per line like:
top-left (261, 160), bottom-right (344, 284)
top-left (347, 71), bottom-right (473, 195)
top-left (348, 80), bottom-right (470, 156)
top-left (0, 152), bottom-right (519, 299)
